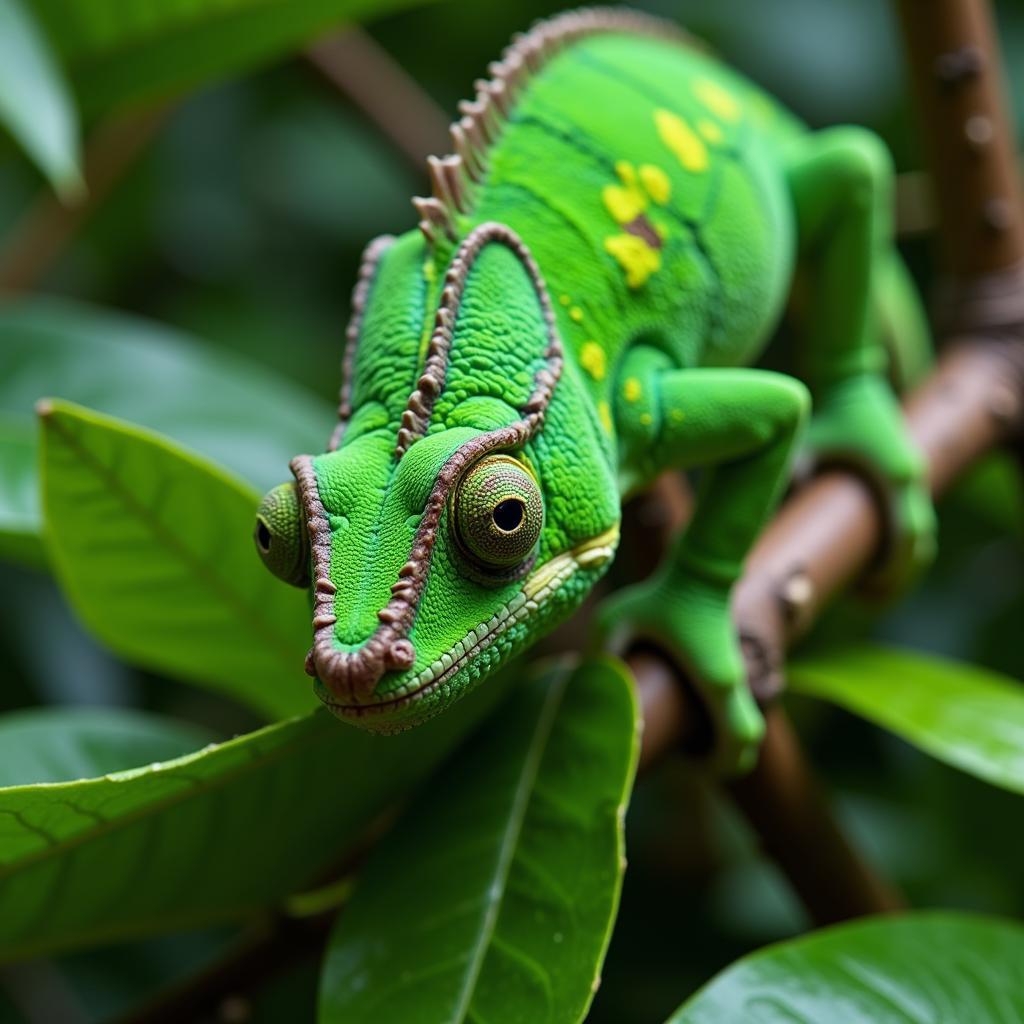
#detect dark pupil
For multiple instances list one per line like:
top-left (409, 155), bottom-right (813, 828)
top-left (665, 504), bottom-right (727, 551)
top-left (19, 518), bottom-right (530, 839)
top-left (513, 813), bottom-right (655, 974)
top-left (256, 520), bottom-right (272, 552)
top-left (492, 498), bottom-right (524, 533)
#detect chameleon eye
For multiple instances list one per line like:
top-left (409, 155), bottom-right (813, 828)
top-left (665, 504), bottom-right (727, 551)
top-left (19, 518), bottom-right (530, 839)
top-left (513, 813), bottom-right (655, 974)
top-left (452, 455), bottom-right (543, 571)
top-left (254, 482), bottom-right (310, 588)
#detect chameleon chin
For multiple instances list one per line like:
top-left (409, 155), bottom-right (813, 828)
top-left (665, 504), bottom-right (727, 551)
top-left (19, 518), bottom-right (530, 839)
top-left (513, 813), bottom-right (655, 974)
top-left (254, 7), bottom-right (935, 773)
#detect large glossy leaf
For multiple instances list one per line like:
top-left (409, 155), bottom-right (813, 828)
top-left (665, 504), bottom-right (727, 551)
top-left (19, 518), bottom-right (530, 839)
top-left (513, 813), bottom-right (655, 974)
top-left (319, 656), bottom-right (640, 1024)
top-left (789, 645), bottom-right (1024, 795)
top-left (40, 400), bottom-right (312, 719)
top-left (23, 0), bottom-right (432, 118)
top-left (0, 681), bottom-right (498, 962)
top-left (667, 911), bottom-right (1024, 1022)
top-left (0, 0), bottom-right (82, 197)
top-left (0, 707), bottom-right (214, 787)
top-left (0, 297), bottom-right (333, 566)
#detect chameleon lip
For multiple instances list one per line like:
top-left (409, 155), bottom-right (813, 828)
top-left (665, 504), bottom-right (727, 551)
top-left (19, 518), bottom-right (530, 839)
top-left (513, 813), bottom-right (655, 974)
top-left (318, 524), bottom-right (619, 718)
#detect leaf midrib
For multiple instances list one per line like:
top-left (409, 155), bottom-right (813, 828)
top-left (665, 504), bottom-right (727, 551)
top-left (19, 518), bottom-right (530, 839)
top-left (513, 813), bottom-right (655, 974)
top-left (47, 410), bottom-right (299, 669)
top-left (448, 671), bottom-right (569, 1024)
top-left (0, 714), bottom-right (331, 880)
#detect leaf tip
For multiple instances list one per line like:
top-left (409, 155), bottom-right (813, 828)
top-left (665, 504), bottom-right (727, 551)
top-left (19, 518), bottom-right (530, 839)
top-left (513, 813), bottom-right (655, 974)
top-left (35, 397), bottom-right (55, 418)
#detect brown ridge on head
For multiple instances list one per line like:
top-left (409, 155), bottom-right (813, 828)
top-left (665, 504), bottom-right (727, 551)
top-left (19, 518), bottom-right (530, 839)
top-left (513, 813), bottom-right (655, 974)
top-left (294, 223), bottom-right (564, 702)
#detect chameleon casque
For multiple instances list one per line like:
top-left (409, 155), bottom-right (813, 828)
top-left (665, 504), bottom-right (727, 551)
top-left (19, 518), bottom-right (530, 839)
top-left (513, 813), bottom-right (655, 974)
top-left (254, 7), bottom-right (935, 770)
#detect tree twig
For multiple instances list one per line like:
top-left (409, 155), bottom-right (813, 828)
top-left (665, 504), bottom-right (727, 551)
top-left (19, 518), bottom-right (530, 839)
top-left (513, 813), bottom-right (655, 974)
top-left (306, 28), bottom-right (449, 172)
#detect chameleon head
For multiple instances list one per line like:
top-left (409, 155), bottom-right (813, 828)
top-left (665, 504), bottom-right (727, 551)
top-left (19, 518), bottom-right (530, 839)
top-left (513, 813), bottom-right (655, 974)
top-left (253, 223), bottom-right (620, 731)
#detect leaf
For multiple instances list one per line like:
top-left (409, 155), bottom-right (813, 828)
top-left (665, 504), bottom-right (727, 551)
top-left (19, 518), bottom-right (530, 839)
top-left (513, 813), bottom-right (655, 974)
top-left (22, 0), bottom-right (433, 118)
top-left (0, 413), bottom-right (44, 568)
top-left (667, 911), bottom-right (1024, 1023)
top-left (0, 707), bottom-right (215, 787)
top-left (0, 0), bottom-right (82, 198)
top-left (0, 297), bottom-right (334, 565)
top-left (40, 400), bottom-right (312, 719)
top-left (318, 656), bottom-right (640, 1024)
top-left (788, 645), bottom-right (1024, 795)
top-left (0, 683), bottom-right (497, 962)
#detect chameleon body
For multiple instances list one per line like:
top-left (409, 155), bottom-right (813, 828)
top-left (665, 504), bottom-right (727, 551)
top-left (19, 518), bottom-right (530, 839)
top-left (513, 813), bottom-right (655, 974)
top-left (255, 9), bottom-right (934, 770)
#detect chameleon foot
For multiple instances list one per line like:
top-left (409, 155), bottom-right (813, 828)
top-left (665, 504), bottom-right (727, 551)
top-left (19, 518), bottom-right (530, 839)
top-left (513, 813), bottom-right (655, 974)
top-left (592, 570), bottom-right (764, 775)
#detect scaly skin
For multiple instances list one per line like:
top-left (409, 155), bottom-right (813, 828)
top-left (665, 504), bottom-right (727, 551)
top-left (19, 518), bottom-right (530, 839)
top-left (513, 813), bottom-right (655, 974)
top-left (255, 10), bottom-right (935, 773)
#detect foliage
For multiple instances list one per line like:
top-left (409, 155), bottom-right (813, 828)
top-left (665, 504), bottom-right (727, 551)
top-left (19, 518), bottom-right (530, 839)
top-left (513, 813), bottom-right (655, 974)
top-left (0, 0), bottom-right (1022, 1021)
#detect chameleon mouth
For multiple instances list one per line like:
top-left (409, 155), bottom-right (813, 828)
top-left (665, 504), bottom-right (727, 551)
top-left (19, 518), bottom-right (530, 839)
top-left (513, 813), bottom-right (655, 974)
top-left (318, 524), bottom-right (619, 720)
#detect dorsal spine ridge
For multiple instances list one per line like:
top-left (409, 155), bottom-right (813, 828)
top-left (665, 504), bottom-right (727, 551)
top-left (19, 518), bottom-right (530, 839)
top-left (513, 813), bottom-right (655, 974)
top-left (412, 6), bottom-right (694, 244)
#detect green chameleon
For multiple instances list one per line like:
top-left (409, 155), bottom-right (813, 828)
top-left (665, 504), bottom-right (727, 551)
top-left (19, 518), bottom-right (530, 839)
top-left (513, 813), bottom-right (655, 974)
top-left (254, 8), bottom-right (935, 771)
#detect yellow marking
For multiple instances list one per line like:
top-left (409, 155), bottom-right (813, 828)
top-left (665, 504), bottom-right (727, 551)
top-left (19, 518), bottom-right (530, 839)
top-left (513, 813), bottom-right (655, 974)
top-left (670, 409), bottom-right (686, 423)
top-left (522, 523), bottom-right (621, 598)
top-left (640, 412), bottom-right (653, 426)
top-left (655, 109), bottom-right (708, 173)
top-left (694, 79), bottom-right (741, 122)
top-left (605, 233), bottom-right (661, 289)
top-left (639, 164), bottom-right (671, 204)
top-left (615, 160), bottom-right (637, 186)
top-left (559, 293), bottom-right (571, 306)
top-left (602, 182), bottom-right (645, 224)
top-left (623, 377), bottom-right (642, 403)
top-left (597, 399), bottom-right (613, 434)
top-left (697, 118), bottom-right (723, 143)
top-left (579, 341), bottom-right (607, 381)
top-left (570, 306), bottom-right (584, 323)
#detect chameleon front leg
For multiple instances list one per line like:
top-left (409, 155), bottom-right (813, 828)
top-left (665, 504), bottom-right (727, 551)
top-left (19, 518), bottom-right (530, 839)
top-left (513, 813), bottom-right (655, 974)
top-left (784, 126), bottom-right (935, 591)
top-left (595, 347), bottom-right (809, 773)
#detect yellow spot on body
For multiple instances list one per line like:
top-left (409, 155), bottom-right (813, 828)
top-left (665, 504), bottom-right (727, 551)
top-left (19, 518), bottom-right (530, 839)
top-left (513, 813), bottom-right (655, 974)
top-left (598, 400), bottom-right (613, 434)
top-left (580, 342), bottom-right (606, 381)
top-left (603, 182), bottom-right (645, 225)
top-left (694, 79), bottom-right (741, 122)
top-left (623, 377), bottom-right (642, 403)
top-left (559, 293), bottom-right (571, 307)
top-left (639, 164), bottom-right (671, 204)
top-left (570, 306), bottom-right (584, 323)
top-left (670, 409), bottom-right (686, 423)
top-left (697, 119), bottom-right (723, 143)
top-left (604, 233), bottom-right (661, 289)
top-left (640, 412), bottom-right (653, 426)
top-left (655, 109), bottom-right (708, 173)
top-left (615, 160), bottom-right (637, 186)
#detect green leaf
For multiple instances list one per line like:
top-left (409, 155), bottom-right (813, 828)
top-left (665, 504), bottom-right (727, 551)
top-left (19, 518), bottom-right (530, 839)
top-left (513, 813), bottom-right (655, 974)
top-left (23, 0), bottom-right (433, 118)
top-left (0, 0), bottom-right (82, 198)
top-left (789, 645), bottom-right (1024, 795)
top-left (0, 707), bottom-right (215, 787)
top-left (0, 685), bottom-right (497, 962)
top-left (40, 400), bottom-right (312, 719)
top-left (667, 911), bottom-right (1024, 1023)
top-left (0, 413), bottom-right (44, 568)
top-left (319, 655), bottom-right (640, 1024)
top-left (0, 297), bottom-right (333, 566)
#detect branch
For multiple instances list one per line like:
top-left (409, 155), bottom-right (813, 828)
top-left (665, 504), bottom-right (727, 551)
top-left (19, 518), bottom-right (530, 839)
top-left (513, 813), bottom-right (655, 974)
top-left (628, 0), bottom-right (1024, 925)
top-left (306, 28), bottom-right (449, 172)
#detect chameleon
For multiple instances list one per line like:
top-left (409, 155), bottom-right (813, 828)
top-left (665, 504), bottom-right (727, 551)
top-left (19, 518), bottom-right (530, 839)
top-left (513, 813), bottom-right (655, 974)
top-left (254, 7), bottom-right (935, 771)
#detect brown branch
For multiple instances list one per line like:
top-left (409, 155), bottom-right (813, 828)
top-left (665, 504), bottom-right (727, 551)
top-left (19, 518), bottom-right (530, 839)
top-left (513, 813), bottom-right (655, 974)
top-left (306, 28), bottom-right (449, 173)
top-left (0, 105), bottom-right (170, 295)
top-left (628, 0), bottom-right (1024, 926)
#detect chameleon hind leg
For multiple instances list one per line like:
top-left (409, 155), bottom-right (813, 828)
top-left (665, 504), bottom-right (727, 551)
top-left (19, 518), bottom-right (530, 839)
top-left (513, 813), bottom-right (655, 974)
top-left (594, 347), bottom-right (809, 774)
top-left (783, 126), bottom-right (935, 591)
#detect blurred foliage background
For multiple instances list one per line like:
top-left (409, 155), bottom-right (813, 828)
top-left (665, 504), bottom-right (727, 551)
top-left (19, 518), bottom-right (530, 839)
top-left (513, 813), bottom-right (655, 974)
top-left (1, 0), bottom-right (1022, 1020)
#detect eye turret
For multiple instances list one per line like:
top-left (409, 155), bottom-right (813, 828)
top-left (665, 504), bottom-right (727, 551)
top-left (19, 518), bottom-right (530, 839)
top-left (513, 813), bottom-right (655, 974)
top-left (452, 455), bottom-right (543, 573)
top-left (254, 482), bottom-right (310, 588)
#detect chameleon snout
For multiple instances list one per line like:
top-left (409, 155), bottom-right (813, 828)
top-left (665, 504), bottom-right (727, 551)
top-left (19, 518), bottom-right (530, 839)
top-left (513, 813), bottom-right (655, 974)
top-left (306, 633), bottom-right (416, 703)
